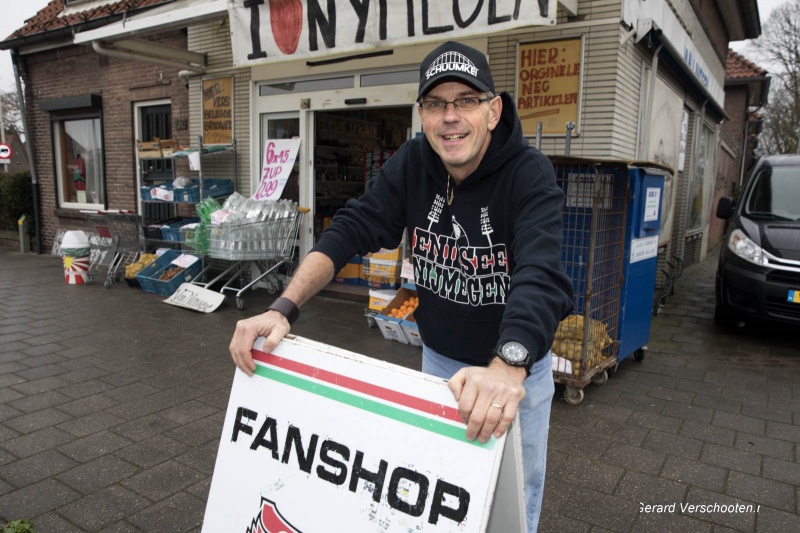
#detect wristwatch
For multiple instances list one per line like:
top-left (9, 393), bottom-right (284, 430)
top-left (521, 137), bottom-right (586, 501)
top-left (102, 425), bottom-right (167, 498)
top-left (494, 341), bottom-right (531, 369)
top-left (267, 297), bottom-right (300, 325)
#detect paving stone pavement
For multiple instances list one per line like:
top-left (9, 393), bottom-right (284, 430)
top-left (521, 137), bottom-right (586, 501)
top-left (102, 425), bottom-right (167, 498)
top-left (0, 248), bottom-right (797, 532)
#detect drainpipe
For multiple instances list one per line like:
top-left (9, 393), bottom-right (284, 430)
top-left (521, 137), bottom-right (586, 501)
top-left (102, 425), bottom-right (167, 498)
top-left (641, 43), bottom-right (665, 158)
top-left (738, 114), bottom-right (750, 188)
top-left (11, 49), bottom-right (42, 254)
top-left (178, 70), bottom-right (194, 89)
top-left (91, 41), bottom-right (205, 73)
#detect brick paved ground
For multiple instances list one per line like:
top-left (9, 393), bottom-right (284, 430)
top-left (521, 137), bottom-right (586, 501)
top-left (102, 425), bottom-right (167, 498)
top-left (0, 248), bottom-right (797, 532)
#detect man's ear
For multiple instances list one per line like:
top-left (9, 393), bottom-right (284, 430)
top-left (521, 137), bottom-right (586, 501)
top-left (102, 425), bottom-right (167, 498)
top-left (488, 95), bottom-right (502, 131)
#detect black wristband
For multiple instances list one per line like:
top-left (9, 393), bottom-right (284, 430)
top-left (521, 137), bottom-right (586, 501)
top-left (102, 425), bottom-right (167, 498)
top-left (267, 297), bottom-right (300, 325)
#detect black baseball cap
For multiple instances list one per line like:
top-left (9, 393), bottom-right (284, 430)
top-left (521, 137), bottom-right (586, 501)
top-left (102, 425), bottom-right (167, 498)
top-left (417, 41), bottom-right (495, 101)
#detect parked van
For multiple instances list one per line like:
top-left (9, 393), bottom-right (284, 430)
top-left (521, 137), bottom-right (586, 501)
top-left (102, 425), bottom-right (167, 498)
top-left (715, 155), bottom-right (800, 326)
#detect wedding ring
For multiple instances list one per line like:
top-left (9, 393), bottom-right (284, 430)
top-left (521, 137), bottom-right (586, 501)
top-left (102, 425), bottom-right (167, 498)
top-left (491, 403), bottom-right (503, 410)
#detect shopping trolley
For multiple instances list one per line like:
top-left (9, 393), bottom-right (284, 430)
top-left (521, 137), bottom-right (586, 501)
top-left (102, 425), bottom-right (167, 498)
top-left (192, 205), bottom-right (308, 310)
top-left (84, 210), bottom-right (144, 288)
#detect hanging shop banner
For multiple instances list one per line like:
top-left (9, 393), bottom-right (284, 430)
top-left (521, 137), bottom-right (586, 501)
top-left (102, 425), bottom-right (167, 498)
top-left (516, 37), bottom-right (583, 136)
top-left (203, 335), bottom-right (521, 532)
top-left (228, 0), bottom-right (557, 67)
top-left (202, 77), bottom-right (234, 146)
top-left (253, 138), bottom-right (301, 200)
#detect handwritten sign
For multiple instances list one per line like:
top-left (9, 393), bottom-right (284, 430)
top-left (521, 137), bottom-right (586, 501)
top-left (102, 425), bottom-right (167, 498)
top-left (516, 38), bottom-right (582, 135)
top-left (253, 138), bottom-right (301, 200)
top-left (170, 254), bottom-right (200, 269)
top-left (164, 283), bottom-right (225, 313)
top-left (150, 187), bottom-right (174, 202)
top-left (229, 0), bottom-right (556, 67)
top-left (202, 77), bottom-right (233, 146)
top-left (202, 336), bottom-right (524, 532)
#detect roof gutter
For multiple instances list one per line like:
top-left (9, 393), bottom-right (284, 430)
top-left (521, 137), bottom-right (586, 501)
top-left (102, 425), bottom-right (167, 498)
top-left (0, 16), bottom-right (119, 51)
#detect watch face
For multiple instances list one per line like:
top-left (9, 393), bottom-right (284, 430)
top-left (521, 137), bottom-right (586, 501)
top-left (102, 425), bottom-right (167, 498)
top-left (502, 342), bottom-right (528, 363)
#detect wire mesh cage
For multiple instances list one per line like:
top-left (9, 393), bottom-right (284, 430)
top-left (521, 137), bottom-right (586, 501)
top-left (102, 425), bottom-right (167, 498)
top-left (551, 157), bottom-right (630, 403)
top-left (84, 211), bottom-right (144, 288)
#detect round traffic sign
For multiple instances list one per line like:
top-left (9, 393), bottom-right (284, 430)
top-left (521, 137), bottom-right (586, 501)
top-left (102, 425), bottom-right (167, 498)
top-left (0, 143), bottom-right (11, 160)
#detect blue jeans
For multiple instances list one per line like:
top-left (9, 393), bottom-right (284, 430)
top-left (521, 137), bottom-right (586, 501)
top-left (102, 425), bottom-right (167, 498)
top-left (422, 344), bottom-right (553, 533)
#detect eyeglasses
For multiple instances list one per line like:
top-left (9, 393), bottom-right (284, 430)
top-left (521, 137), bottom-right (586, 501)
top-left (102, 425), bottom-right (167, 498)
top-left (419, 96), bottom-right (493, 114)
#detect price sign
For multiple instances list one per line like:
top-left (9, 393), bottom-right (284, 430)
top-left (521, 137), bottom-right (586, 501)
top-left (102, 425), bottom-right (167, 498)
top-left (253, 138), bottom-right (301, 200)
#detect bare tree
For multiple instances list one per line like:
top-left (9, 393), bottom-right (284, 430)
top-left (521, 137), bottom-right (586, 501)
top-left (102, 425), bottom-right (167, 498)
top-left (1, 90), bottom-right (23, 138)
top-left (752, 0), bottom-right (800, 154)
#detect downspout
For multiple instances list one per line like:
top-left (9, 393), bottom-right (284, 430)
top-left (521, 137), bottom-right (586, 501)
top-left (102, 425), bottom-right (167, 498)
top-left (738, 113), bottom-right (750, 188)
top-left (11, 49), bottom-right (42, 254)
top-left (641, 42), bottom-right (665, 159)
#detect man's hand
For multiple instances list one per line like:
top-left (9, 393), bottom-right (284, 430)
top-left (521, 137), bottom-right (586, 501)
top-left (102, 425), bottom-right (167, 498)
top-left (229, 311), bottom-right (291, 376)
top-left (448, 358), bottom-right (527, 443)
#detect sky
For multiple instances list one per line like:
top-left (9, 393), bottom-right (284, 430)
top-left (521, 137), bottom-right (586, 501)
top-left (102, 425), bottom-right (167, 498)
top-left (0, 0), bottom-right (790, 92)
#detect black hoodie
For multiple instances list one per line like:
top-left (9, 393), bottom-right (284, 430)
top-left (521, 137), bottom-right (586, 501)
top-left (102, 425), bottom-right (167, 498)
top-left (313, 92), bottom-right (574, 369)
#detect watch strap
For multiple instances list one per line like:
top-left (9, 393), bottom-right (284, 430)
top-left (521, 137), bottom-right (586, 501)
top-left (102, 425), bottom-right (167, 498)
top-left (494, 342), bottom-right (533, 377)
top-left (267, 297), bottom-right (300, 325)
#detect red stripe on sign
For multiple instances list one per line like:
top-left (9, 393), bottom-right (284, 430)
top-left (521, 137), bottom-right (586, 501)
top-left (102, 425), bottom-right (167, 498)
top-left (251, 349), bottom-right (462, 423)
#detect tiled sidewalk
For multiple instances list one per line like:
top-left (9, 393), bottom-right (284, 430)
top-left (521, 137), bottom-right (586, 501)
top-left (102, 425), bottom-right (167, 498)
top-left (541, 252), bottom-right (799, 532)
top-left (0, 248), bottom-right (797, 532)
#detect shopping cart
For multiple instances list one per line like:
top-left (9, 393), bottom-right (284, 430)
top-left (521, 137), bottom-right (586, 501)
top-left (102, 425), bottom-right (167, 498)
top-left (192, 205), bottom-right (308, 310)
top-left (84, 210), bottom-right (144, 288)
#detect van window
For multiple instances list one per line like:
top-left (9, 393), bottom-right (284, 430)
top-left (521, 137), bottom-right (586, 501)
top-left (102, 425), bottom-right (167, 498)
top-left (744, 167), bottom-right (800, 221)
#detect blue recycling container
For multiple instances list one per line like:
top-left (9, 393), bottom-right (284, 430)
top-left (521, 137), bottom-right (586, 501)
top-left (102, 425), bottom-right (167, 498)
top-left (616, 165), bottom-right (667, 361)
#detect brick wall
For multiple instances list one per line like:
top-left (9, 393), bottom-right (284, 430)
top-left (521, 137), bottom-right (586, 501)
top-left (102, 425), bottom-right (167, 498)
top-left (688, 0), bottom-right (730, 64)
top-left (20, 30), bottom-right (190, 250)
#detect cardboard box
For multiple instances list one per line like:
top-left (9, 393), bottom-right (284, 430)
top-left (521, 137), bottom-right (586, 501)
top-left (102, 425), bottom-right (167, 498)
top-left (374, 287), bottom-right (418, 343)
top-left (368, 289), bottom-right (396, 312)
top-left (361, 256), bottom-right (402, 289)
top-left (400, 313), bottom-right (423, 347)
top-left (368, 247), bottom-right (402, 262)
top-left (374, 314), bottom-right (408, 343)
top-left (160, 139), bottom-right (179, 157)
top-left (334, 256), bottom-right (361, 285)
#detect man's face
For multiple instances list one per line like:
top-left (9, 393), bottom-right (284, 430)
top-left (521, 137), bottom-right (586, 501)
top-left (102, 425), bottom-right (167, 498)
top-left (418, 81), bottom-right (502, 181)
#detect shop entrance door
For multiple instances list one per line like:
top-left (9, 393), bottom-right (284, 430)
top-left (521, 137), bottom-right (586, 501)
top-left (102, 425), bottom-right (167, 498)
top-left (136, 101), bottom-right (172, 220)
top-left (313, 107), bottom-right (413, 243)
top-left (257, 111), bottom-right (306, 271)
top-left (254, 78), bottom-right (419, 258)
top-left (140, 104), bottom-right (173, 182)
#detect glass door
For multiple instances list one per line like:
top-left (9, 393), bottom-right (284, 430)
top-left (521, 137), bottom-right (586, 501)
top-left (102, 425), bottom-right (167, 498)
top-left (136, 101), bottom-right (172, 220)
top-left (259, 112), bottom-right (300, 204)
top-left (258, 111), bottom-right (311, 255)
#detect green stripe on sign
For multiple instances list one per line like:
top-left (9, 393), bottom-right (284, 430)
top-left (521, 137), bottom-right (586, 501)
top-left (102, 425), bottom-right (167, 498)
top-left (254, 364), bottom-right (493, 449)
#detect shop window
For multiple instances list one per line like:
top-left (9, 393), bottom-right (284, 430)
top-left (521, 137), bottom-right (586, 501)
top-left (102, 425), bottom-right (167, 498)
top-left (259, 76), bottom-right (353, 96)
top-left (52, 113), bottom-right (105, 207)
top-left (360, 70), bottom-right (417, 87)
top-left (686, 124), bottom-right (715, 232)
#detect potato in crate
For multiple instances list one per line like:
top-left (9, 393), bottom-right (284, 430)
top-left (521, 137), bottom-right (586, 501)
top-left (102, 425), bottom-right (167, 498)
top-left (135, 250), bottom-right (202, 296)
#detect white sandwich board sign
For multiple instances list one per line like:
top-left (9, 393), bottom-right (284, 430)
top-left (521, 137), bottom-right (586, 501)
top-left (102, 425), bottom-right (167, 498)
top-left (202, 335), bottom-right (525, 532)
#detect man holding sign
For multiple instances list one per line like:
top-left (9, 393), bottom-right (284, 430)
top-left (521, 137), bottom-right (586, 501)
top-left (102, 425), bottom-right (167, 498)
top-left (230, 41), bottom-right (573, 532)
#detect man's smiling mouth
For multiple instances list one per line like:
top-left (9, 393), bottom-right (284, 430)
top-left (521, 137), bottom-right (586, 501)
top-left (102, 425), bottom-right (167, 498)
top-left (443, 134), bottom-right (466, 140)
